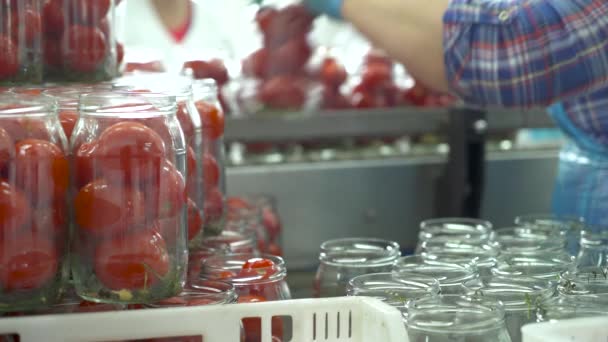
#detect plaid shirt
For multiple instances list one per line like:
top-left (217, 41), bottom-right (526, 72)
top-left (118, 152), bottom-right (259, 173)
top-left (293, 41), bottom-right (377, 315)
top-left (444, 0), bottom-right (608, 147)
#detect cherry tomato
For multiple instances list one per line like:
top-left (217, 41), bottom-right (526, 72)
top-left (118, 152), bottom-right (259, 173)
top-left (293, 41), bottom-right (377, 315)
top-left (226, 197), bottom-right (252, 211)
top-left (203, 154), bottom-right (220, 189)
top-left (116, 41), bottom-right (124, 66)
top-left (0, 180), bottom-right (30, 237)
top-left (258, 76), bottom-right (306, 110)
top-left (403, 81), bottom-right (428, 107)
top-left (0, 34), bottom-right (18, 79)
top-left (264, 4), bottom-right (314, 48)
top-left (319, 57), bottom-right (347, 89)
top-left (203, 187), bottom-right (224, 224)
top-left (59, 109), bottom-right (78, 139)
top-left (239, 258), bottom-right (276, 280)
top-left (74, 140), bottom-right (97, 188)
top-left (267, 35), bottom-right (311, 76)
top-left (7, 8), bottom-right (41, 45)
top-left (42, 0), bottom-right (64, 38)
top-left (74, 179), bottom-right (146, 236)
top-left (96, 122), bottom-right (166, 187)
top-left (143, 160), bottom-right (186, 219)
top-left (62, 25), bottom-right (107, 73)
top-left (262, 208), bottom-right (281, 241)
top-left (71, 0), bottom-right (111, 26)
top-left (94, 228), bottom-right (170, 290)
top-left (242, 48), bottom-right (269, 79)
top-left (0, 234), bottom-right (58, 292)
top-left (182, 59), bottom-right (228, 85)
top-left (15, 139), bottom-right (69, 208)
top-left (0, 127), bottom-right (14, 172)
top-left (361, 63), bottom-right (392, 90)
top-left (196, 101), bottom-right (224, 141)
top-left (44, 39), bottom-right (62, 67)
top-left (255, 6), bottom-right (278, 35)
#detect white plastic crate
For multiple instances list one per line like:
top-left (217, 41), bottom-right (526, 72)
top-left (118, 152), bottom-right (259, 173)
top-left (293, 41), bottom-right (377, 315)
top-left (0, 297), bottom-right (408, 342)
top-left (522, 316), bottom-right (608, 342)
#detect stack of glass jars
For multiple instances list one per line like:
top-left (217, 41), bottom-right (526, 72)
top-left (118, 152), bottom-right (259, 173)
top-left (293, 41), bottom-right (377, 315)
top-left (71, 92), bottom-right (188, 304)
top-left (0, 93), bottom-right (69, 312)
top-left (313, 238), bottom-right (401, 297)
top-left (0, 1), bottom-right (43, 84)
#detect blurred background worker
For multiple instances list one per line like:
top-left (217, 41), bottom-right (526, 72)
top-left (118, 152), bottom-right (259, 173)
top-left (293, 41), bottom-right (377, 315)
top-left (305, 0), bottom-right (608, 230)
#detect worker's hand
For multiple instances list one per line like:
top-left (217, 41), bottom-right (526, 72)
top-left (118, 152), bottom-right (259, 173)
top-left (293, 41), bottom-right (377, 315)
top-left (302, 0), bottom-right (344, 20)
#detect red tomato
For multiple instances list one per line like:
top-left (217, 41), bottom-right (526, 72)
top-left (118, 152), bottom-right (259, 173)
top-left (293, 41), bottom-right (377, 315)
top-left (143, 160), bottom-right (186, 219)
top-left (8, 8), bottom-right (41, 45)
top-left (361, 63), bottom-right (392, 90)
top-left (203, 187), bottom-right (224, 224)
top-left (242, 48), bottom-right (268, 79)
top-left (74, 179), bottom-right (146, 236)
top-left (262, 208), bottom-right (281, 241)
top-left (267, 35), bottom-right (311, 76)
top-left (15, 139), bottom-right (69, 208)
top-left (0, 235), bottom-right (58, 292)
top-left (239, 257), bottom-right (276, 280)
top-left (0, 180), bottom-right (30, 237)
top-left (0, 35), bottom-right (18, 79)
top-left (71, 0), bottom-right (111, 25)
top-left (116, 41), bottom-right (124, 65)
top-left (187, 198), bottom-right (203, 241)
top-left (62, 25), bottom-right (107, 73)
top-left (255, 6), bottom-right (278, 35)
top-left (196, 100), bottom-right (224, 140)
top-left (264, 4), bottom-right (314, 48)
top-left (74, 140), bottom-right (97, 188)
top-left (0, 127), bottom-right (14, 171)
top-left (203, 154), bottom-right (220, 189)
top-left (258, 76), bottom-right (306, 109)
top-left (59, 109), bottom-right (78, 139)
top-left (42, 0), bottom-right (65, 39)
top-left (403, 82), bottom-right (428, 106)
top-left (319, 57), bottom-right (347, 88)
top-left (226, 197), bottom-right (253, 211)
top-left (96, 121), bottom-right (166, 187)
top-left (182, 59), bottom-right (229, 85)
top-left (94, 229), bottom-right (170, 290)
top-left (44, 39), bottom-right (62, 67)
top-left (124, 61), bottom-right (165, 73)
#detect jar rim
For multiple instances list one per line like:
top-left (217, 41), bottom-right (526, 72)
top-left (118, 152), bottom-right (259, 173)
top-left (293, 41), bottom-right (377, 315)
top-left (202, 253), bottom-right (287, 285)
top-left (406, 294), bottom-right (506, 334)
top-left (515, 214), bottom-right (584, 232)
top-left (319, 237), bottom-right (401, 267)
top-left (0, 93), bottom-right (57, 117)
top-left (393, 256), bottom-right (478, 285)
top-left (79, 91), bottom-right (177, 118)
top-left (347, 272), bottom-right (440, 306)
top-left (112, 74), bottom-right (194, 98)
top-left (147, 280), bottom-right (237, 307)
top-left (420, 218), bottom-right (493, 232)
top-left (201, 230), bottom-right (257, 253)
top-left (462, 275), bottom-right (556, 311)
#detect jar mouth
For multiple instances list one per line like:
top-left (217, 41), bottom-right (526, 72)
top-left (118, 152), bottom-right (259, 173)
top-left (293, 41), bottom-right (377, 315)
top-left (493, 254), bottom-right (573, 279)
top-left (421, 244), bottom-right (500, 268)
top-left (319, 238), bottom-right (401, 267)
top-left (420, 218), bottom-right (493, 234)
top-left (79, 91), bottom-right (177, 118)
top-left (537, 294), bottom-right (608, 321)
top-left (463, 276), bottom-right (555, 311)
top-left (347, 272), bottom-right (440, 306)
top-left (515, 214), bottom-right (584, 234)
top-left (0, 94), bottom-right (57, 117)
top-left (393, 257), bottom-right (478, 286)
top-left (202, 253), bottom-right (286, 285)
top-left (558, 268), bottom-right (608, 295)
top-left (406, 295), bottom-right (506, 334)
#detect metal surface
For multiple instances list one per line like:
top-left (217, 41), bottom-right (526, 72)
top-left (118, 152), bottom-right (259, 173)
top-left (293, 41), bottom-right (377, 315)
top-left (225, 108), bottom-right (553, 142)
top-left (227, 148), bottom-right (559, 270)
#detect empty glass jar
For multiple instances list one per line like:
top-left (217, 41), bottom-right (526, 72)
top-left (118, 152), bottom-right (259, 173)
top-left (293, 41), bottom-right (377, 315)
top-left (575, 228), bottom-right (608, 271)
top-left (393, 255), bottom-right (478, 294)
top-left (71, 92), bottom-right (188, 304)
top-left (463, 276), bottom-right (555, 342)
top-left (536, 294), bottom-right (608, 322)
top-left (515, 214), bottom-right (584, 255)
top-left (313, 238), bottom-right (401, 298)
top-left (558, 268), bottom-right (608, 296)
top-left (417, 218), bottom-right (494, 253)
top-left (406, 295), bottom-right (512, 342)
top-left (495, 227), bottom-right (567, 257)
top-left (492, 253), bottom-right (574, 280)
top-left (422, 243), bottom-right (499, 276)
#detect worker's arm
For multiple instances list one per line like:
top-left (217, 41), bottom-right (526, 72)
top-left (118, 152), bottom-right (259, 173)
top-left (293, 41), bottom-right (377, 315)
top-left (305, 0), bottom-right (608, 108)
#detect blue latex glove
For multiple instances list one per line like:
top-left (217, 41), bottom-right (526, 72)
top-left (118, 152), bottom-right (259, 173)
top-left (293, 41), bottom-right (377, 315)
top-left (303, 0), bottom-right (344, 19)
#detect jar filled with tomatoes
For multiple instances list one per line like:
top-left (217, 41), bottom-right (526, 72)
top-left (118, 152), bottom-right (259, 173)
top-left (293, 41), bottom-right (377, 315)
top-left (0, 1), bottom-right (43, 84)
top-left (42, 0), bottom-right (117, 82)
top-left (0, 93), bottom-right (69, 312)
top-left (71, 92), bottom-right (188, 304)
top-left (202, 254), bottom-right (290, 342)
top-left (192, 79), bottom-right (226, 237)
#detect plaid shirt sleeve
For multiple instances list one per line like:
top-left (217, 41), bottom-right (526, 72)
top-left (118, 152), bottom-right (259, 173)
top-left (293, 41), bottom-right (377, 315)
top-left (444, 0), bottom-right (608, 108)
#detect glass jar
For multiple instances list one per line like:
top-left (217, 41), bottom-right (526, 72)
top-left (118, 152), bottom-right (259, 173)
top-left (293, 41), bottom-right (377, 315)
top-left (0, 1), bottom-right (43, 84)
top-left (193, 79), bottom-right (226, 237)
top-left (495, 227), bottom-right (567, 257)
top-left (393, 255), bottom-right (478, 294)
top-left (417, 218), bottom-right (494, 253)
top-left (42, 0), bottom-right (117, 82)
top-left (347, 272), bottom-right (439, 322)
top-left (536, 294), bottom-right (608, 322)
top-left (43, 89), bottom-right (80, 141)
top-left (492, 253), bottom-right (574, 280)
top-left (422, 243), bottom-right (500, 276)
top-left (558, 268), bottom-right (608, 296)
top-left (187, 246), bottom-right (224, 284)
top-left (313, 238), bottom-right (401, 298)
top-left (515, 214), bottom-right (584, 255)
top-left (71, 92), bottom-right (187, 304)
top-left (463, 276), bottom-right (555, 342)
top-left (201, 230), bottom-right (258, 254)
top-left (406, 295), bottom-right (512, 342)
top-left (202, 254), bottom-right (290, 342)
top-left (575, 228), bottom-right (608, 271)
top-left (0, 94), bottom-right (69, 312)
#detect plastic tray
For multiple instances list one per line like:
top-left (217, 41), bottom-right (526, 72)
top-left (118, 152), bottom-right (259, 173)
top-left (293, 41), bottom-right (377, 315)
top-left (523, 316), bottom-right (608, 342)
top-left (0, 297), bottom-right (409, 342)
